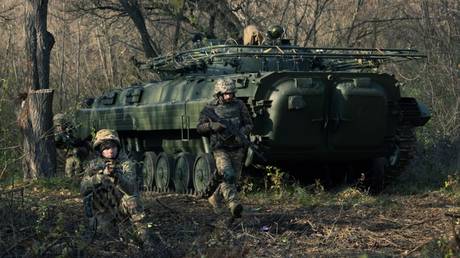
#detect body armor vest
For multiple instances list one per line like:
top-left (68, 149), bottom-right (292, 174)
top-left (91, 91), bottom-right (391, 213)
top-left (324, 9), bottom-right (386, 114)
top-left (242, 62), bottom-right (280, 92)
top-left (211, 100), bottom-right (243, 149)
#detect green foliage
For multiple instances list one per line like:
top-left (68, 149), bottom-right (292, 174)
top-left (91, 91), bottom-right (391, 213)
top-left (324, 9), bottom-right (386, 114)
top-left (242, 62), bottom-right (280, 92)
top-left (289, 185), bottom-right (326, 207)
top-left (386, 140), bottom-right (458, 195)
top-left (32, 177), bottom-right (80, 193)
top-left (443, 174), bottom-right (460, 192)
top-left (30, 204), bottom-right (78, 256)
top-left (311, 178), bottom-right (325, 194)
top-left (419, 237), bottom-right (457, 258)
top-left (244, 174), bottom-right (378, 209)
top-left (438, 173), bottom-right (460, 207)
top-left (0, 178), bottom-right (89, 256)
top-left (265, 166), bottom-right (285, 195)
top-left (241, 176), bottom-right (254, 194)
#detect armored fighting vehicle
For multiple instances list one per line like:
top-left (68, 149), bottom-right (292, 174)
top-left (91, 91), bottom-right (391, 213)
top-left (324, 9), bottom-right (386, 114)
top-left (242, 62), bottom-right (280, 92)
top-left (75, 26), bottom-right (430, 194)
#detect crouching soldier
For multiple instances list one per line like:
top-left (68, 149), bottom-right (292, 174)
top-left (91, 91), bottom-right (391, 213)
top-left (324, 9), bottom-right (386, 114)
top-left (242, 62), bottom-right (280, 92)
top-left (80, 129), bottom-right (166, 253)
top-left (197, 79), bottom-right (253, 218)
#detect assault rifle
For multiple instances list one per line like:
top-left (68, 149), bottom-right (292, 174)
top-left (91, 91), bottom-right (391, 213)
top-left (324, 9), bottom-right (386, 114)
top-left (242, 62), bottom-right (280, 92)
top-left (201, 107), bottom-right (267, 162)
top-left (83, 160), bottom-right (119, 218)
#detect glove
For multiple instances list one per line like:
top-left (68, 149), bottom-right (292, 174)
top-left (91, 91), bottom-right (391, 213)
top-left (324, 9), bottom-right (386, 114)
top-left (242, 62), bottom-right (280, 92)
top-left (210, 122), bottom-right (226, 132)
top-left (91, 173), bottom-right (104, 186)
top-left (92, 173), bottom-right (114, 188)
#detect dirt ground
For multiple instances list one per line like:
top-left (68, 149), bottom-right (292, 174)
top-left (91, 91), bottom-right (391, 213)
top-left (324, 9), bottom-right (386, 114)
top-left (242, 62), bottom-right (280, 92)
top-left (0, 184), bottom-right (458, 257)
top-left (145, 191), bottom-right (456, 257)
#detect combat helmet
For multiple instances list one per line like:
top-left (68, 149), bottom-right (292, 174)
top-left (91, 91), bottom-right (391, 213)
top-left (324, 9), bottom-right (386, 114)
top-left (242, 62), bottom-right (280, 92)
top-left (93, 129), bottom-right (120, 150)
top-left (214, 79), bottom-right (236, 96)
top-left (267, 25), bottom-right (285, 40)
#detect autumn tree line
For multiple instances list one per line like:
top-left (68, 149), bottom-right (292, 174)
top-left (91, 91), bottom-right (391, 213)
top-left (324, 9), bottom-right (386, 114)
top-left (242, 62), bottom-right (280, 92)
top-left (0, 0), bottom-right (458, 182)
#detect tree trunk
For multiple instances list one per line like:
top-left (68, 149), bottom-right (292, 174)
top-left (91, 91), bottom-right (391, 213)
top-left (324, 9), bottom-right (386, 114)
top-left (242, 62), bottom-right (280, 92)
top-left (25, 3), bottom-right (39, 90)
top-left (75, 18), bottom-right (81, 103)
top-left (211, 1), bottom-right (243, 39)
top-left (96, 25), bottom-right (111, 88)
top-left (33, 0), bottom-right (55, 90)
top-left (21, 89), bottom-right (56, 180)
top-left (58, 0), bottom-right (66, 110)
top-left (196, 0), bottom-right (242, 39)
top-left (173, 0), bottom-right (186, 49)
top-left (104, 24), bottom-right (119, 87)
top-left (22, 0), bottom-right (56, 180)
top-left (119, 0), bottom-right (158, 58)
top-left (206, 12), bottom-right (216, 39)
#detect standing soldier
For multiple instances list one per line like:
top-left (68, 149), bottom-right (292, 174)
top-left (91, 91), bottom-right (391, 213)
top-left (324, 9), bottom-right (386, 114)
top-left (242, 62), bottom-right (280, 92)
top-left (197, 79), bottom-right (253, 218)
top-left (80, 129), bottom-right (169, 256)
top-left (53, 113), bottom-right (89, 178)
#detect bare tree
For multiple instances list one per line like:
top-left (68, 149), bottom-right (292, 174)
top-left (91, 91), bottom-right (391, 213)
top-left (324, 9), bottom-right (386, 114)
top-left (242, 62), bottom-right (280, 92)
top-left (20, 0), bottom-right (56, 180)
top-left (118, 0), bottom-right (158, 57)
top-left (1, 0), bottom-right (458, 181)
top-left (71, 0), bottom-right (159, 58)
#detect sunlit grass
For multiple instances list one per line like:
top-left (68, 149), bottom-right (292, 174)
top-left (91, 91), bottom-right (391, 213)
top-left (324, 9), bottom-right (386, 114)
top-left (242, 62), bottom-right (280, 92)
top-left (243, 182), bottom-right (379, 209)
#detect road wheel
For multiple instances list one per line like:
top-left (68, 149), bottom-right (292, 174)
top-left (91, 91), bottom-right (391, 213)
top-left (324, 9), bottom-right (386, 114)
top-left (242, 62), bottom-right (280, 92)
top-left (193, 153), bottom-right (217, 197)
top-left (173, 152), bottom-right (195, 193)
top-left (155, 152), bottom-right (174, 192)
top-left (142, 152), bottom-right (156, 191)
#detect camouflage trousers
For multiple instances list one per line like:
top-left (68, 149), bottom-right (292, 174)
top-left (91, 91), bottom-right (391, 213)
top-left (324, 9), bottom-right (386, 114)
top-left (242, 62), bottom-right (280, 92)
top-left (85, 186), bottom-right (146, 238)
top-left (211, 148), bottom-right (245, 206)
top-left (56, 149), bottom-right (67, 177)
top-left (65, 155), bottom-right (83, 178)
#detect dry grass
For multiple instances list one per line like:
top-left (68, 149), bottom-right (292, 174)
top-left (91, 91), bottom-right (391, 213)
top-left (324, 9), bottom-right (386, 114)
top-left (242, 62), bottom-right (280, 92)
top-left (1, 178), bottom-right (459, 257)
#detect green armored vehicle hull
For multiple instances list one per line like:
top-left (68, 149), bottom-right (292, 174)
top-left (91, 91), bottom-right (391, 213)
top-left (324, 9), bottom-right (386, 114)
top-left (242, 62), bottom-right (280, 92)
top-left (75, 44), bottom-right (430, 194)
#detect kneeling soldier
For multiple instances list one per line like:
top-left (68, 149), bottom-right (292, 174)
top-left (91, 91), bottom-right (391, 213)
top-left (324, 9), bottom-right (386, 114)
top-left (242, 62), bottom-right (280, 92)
top-left (80, 129), bottom-right (149, 244)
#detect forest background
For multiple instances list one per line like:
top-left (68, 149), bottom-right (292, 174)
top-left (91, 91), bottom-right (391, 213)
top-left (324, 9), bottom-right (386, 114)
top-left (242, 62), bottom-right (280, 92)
top-left (0, 0), bottom-right (459, 256)
top-left (0, 0), bottom-right (458, 190)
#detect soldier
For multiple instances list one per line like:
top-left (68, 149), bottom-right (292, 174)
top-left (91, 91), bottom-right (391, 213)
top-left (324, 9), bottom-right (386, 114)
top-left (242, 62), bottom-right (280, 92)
top-left (243, 25), bottom-right (264, 46)
top-left (197, 79), bottom-right (253, 218)
top-left (53, 113), bottom-right (89, 178)
top-left (80, 129), bottom-right (152, 245)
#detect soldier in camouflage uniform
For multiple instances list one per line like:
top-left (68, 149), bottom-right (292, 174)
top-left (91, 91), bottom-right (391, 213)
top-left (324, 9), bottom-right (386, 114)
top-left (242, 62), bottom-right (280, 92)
top-left (197, 79), bottom-right (253, 218)
top-left (54, 113), bottom-right (89, 178)
top-left (80, 129), bottom-right (150, 243)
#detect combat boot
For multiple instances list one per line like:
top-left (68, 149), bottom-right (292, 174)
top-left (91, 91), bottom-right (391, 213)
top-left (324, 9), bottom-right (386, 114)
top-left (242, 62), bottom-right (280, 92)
top-left (208, 193), bottom-right (224, 214)
top-left (228, 201), bottom-right (243, 218)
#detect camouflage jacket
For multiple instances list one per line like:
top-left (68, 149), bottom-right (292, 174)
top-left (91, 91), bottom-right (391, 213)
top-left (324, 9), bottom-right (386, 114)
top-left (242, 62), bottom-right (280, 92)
top-left (197, 98), bottom-right (253, 150)
top-left (55, 129), bottom-right (78, 150)
top-left (80, 152), bottom-right (138, 198)
top-left (55, 128), bottom-right (91, 160)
